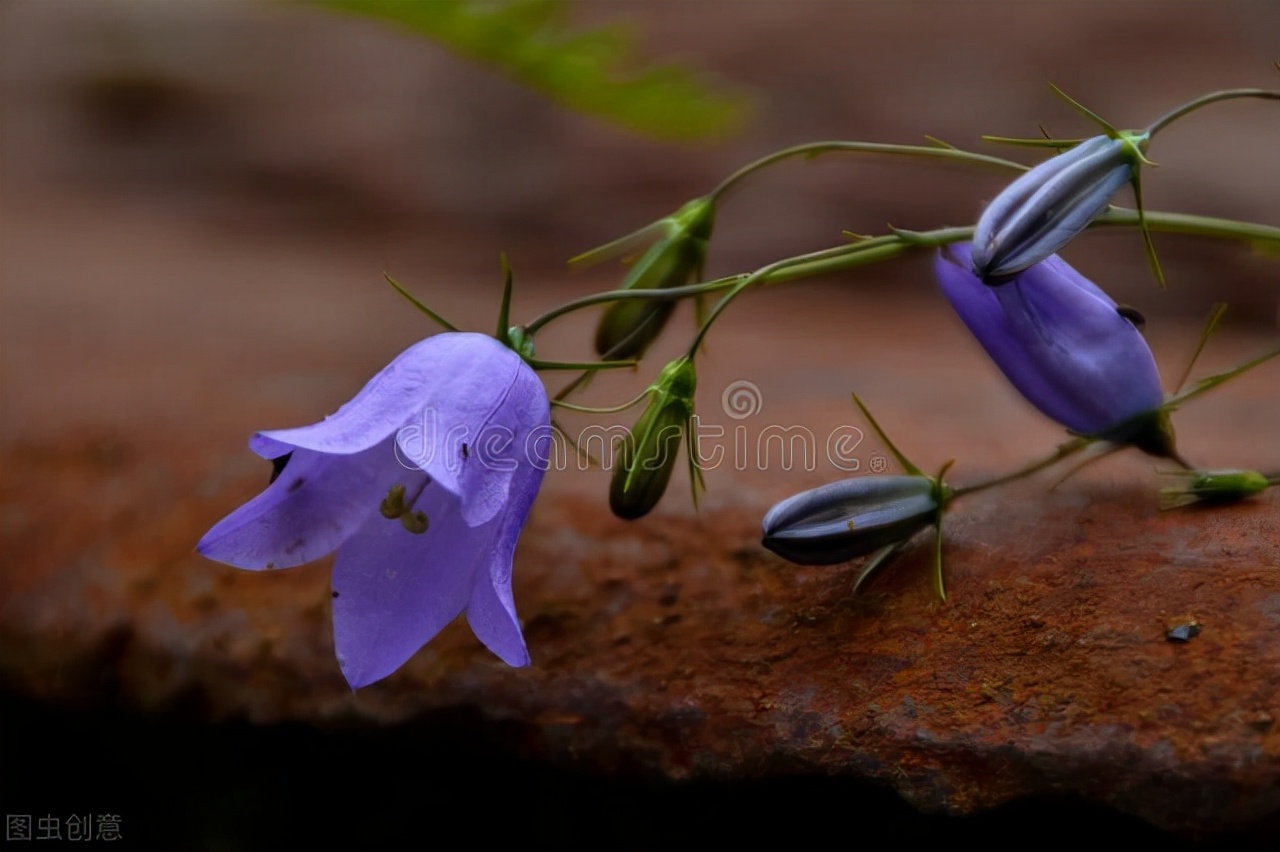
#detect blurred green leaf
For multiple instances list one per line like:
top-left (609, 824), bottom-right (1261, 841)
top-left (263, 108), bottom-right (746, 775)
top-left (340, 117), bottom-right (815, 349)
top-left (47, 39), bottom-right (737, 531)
top-left (308, 0), bottom-right (750, 141)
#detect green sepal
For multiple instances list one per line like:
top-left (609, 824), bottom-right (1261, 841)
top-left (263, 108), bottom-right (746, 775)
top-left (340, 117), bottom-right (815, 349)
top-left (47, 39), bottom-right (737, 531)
top-left (851, 393), bottom-right (924, 477)
top-left (385, 274), bottom-right (459, 332)
top-left (928, 459), bottom-right (955, 602)
top-left (1173, 303), bottom-right (1228, 395)
top-left (851, 541), bottom-right (908, 595)
top-left (1048, 83), bottom-right (1124, 139)
top-left (1128, 167), bottom-right (1165, 288)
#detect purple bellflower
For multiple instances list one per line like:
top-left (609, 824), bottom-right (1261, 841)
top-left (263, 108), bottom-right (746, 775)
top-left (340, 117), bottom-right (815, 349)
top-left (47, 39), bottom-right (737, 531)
top-left (198, 332), bottom-right (551, 688)
top-left (936, 242), bottom-right (1168, 449)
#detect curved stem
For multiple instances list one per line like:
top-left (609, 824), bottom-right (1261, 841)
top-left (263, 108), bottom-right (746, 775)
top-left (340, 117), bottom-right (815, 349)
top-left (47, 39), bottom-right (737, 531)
top-left (682, 235), bottom-right (948, 357)
top-left (1145, 88), bottom-right (1280, 137)
top-left (523, 276), bottom-right (744, 337)
top-left (528, 358), bottom-right (638, 371)
top-left (525, 209), bottom-right (1278, 339)
top-left (706, 141), bottom-right (1027, 205)
top-left (950, 437), bottom-right (1094, 501)
top-left (551, 387), bottom-right (652, 415)
top-left (1095, 207), bottom-right (1280, 247)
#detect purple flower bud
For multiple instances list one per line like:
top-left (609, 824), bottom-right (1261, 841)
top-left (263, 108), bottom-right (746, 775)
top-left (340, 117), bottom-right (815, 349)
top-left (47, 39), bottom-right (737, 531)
top-left (936, 242), bottom-right (1164, 438)
top-left (762, 475), bottom-right (940, 566)
top-left (971, 136), bottom-right (1134, 281)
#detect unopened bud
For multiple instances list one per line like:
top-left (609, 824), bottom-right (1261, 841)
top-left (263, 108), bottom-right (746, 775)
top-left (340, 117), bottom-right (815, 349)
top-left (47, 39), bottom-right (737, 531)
top-left (609, 357), bottom-right (698, 520)
top-left (1160, 468), bottom-right (1270, 510)
top-left (972, 135), bottom-right (1137, 282)
top-left (595, 198), bottom-right (715, 360)
top-left (762, 475), bottom-right (940, 566)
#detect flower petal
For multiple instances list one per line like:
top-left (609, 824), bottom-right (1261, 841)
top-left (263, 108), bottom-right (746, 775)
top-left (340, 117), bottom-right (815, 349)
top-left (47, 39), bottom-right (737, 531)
top-left (466, 572), bottom-right (531, 668)
top-left (464, 438), bottom-right (544, 667)
top-left (197, 440), bottom-right (409, 570)
top-left (260, 334), bottom-right (509, 456)
top-left (393, 334), bottom-right (551, 527)
top-left (937, 243), bottom-right (1163, 435)
top-left (332, 478), bottom-right (485, 689)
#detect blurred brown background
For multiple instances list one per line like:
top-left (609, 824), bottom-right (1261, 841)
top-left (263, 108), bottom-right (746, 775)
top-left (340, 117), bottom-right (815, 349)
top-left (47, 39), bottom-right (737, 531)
top-left (3, 0), bottom-right (1278, 457)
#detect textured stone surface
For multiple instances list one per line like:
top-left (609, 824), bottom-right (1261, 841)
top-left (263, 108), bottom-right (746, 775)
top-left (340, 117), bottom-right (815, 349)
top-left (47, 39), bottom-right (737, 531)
top-left (3, 203), bottom-right (1278, 834)
top-left (2, 0), bottom-right (1279, 843)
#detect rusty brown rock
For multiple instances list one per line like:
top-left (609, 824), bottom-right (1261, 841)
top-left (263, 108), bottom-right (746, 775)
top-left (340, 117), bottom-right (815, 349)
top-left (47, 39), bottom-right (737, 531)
top-left (3, 242), bottom-right (1278, 835)
top-left (3, 0), bottom-right (1280, 841)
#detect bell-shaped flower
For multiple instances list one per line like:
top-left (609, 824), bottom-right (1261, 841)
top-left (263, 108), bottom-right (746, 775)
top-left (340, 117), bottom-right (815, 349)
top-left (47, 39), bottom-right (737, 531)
top-left (971, 135), bottom-right (1137, 282)
top-left (198, 332), bottom-right (551, 688)
top-left (580, 197), bottom-right (716, 360)
top-left (936, 242), bottom-right (1165, 442)
top-left (609, 356), bottom-right (702, 519)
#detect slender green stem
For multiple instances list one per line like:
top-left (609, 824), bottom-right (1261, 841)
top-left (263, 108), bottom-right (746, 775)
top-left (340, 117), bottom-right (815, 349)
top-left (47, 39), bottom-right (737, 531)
top-left (524, 208), bottom-right (1278, 340)
top-left (551, 387), bottom-right (652, 415)
top-left (706, 141), bottom-right (1028, 205)
top-left (684, 261), bottom-right (798, 356)
top-left (528, 358), bottom-right (639, 371)
top-left (982, 135), bottom-right (1086, 149)
top-left (950, 437), bottom-right (1094, 500)
top-left (1145, 88), bottom-right (1280, 137)
top-left (1095, 207), bottom-right (1280, 246)
top-left (682, 234), bottom-right (951, 356)
top-left (523, 277), bottom-right (742, 337)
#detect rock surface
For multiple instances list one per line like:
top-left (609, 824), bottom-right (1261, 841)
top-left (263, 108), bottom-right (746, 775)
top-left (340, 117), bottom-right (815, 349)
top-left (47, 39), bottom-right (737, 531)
top-left (2, 0), bottom-right (1279, 844)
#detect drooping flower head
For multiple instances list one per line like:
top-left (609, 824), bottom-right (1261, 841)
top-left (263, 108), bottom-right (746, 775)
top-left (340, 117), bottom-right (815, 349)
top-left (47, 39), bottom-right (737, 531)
top-left (936, 242), bottom-right (1170, 452)
top-left (199, 332), bottom-right (551, 688)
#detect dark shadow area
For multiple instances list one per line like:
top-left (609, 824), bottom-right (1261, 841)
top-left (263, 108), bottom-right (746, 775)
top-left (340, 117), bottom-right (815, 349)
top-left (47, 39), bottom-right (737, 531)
top-left (3, 691), bottom-right (1274, 851)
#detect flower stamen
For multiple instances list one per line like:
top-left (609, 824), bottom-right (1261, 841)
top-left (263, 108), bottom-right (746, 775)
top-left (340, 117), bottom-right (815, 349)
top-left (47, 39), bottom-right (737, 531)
top-left (379, 480), bottom-right (432, 534)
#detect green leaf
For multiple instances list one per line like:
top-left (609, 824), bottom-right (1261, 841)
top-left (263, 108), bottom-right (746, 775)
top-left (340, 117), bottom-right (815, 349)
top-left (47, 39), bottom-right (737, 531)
top-left (306, 0), bottom-right (750, 141)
